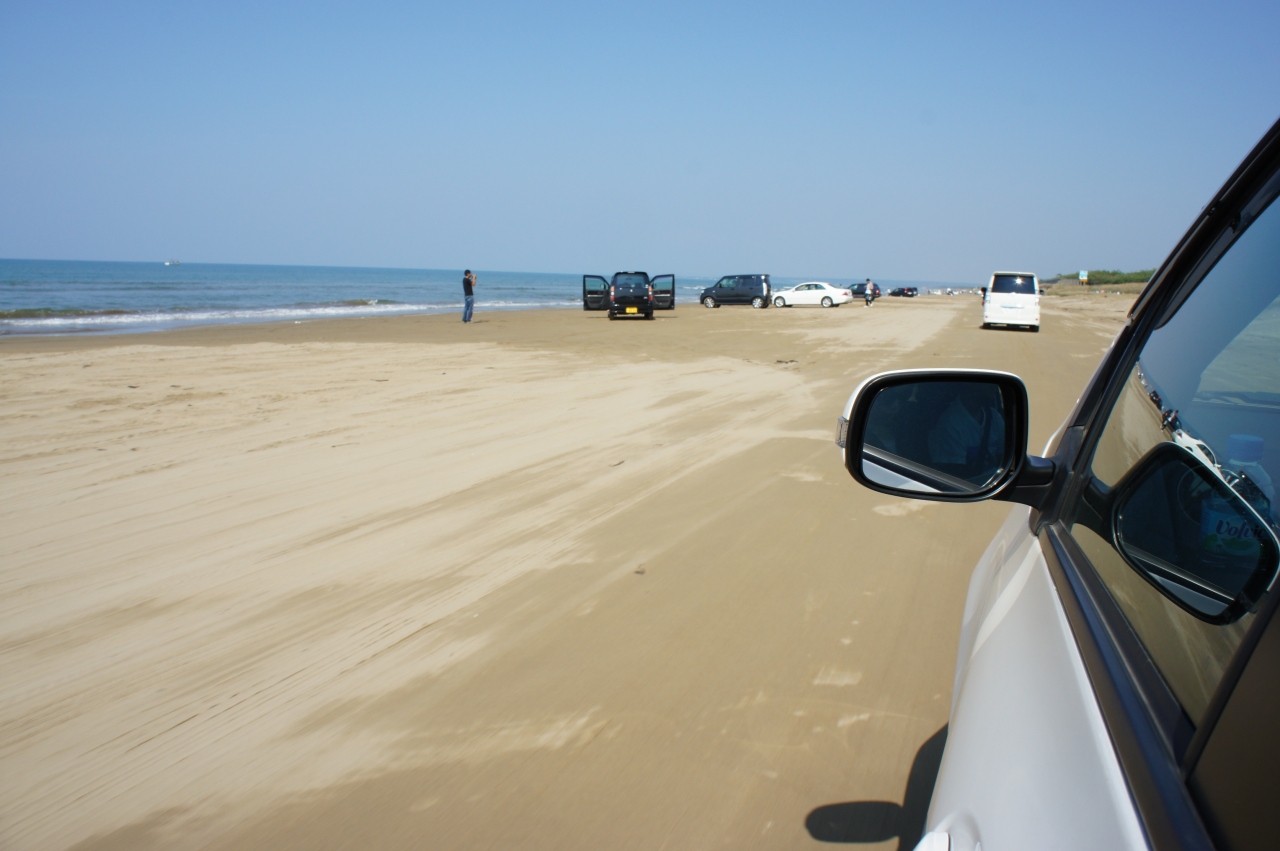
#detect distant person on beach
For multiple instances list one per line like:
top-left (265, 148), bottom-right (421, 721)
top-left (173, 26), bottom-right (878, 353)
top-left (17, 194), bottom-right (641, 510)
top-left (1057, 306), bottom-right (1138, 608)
top-left (864, 279), bottom-right (875, 307)
top-left (462, 270), bottom-right (475, 323)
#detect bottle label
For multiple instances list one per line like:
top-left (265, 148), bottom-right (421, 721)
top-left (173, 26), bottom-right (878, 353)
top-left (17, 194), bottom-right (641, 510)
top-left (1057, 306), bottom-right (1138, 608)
top-left (1201, 497), bottom-right (1264, 558)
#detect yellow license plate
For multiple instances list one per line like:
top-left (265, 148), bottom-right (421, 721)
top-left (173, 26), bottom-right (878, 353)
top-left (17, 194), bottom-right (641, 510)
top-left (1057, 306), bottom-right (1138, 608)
top-left (625, 307), bottom-right (638, 314)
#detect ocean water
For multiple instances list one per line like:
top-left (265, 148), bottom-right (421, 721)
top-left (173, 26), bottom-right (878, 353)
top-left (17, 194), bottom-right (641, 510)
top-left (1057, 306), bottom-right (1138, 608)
top-left (0, 259), bottom-right (967, 335)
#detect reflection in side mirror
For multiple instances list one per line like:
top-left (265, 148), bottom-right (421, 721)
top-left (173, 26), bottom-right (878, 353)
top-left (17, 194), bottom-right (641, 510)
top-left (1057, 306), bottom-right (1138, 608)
top-left (860, 380), bottom-right (1013, 496)
top-left (1111, 442), bottom-right (1280, 623)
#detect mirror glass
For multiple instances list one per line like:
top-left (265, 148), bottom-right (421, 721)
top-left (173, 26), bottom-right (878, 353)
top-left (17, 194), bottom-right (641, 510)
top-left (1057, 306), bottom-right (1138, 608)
top-left (860, 380), bottom-right (1009, 494)
top-left (1114, 443), bottom-right (1280, 621)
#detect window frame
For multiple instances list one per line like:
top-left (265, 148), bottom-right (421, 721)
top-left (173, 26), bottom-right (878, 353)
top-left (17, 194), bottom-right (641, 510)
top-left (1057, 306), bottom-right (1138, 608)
top-left (1032, 120), bottom-right (1280, 851)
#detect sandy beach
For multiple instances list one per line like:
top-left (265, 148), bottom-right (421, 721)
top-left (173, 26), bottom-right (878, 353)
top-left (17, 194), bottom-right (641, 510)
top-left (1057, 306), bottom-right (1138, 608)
top-left (1, 295), bottom-right (1132, 850)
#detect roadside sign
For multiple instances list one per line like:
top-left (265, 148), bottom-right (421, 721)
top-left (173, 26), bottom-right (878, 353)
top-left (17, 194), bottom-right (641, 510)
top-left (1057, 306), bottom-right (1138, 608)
top-left (1079, 270), bottom-right (1089, 283)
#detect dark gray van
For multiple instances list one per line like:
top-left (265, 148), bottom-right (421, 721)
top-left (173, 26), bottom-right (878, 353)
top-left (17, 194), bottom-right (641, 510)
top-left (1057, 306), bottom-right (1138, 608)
top-left (699, 274), bottom-right (771, 309)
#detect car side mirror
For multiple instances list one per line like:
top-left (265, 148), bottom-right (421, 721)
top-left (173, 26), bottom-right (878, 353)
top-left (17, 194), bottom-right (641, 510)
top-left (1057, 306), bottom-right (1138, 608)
top-left (837, 370), bottom-right (1054, 505)
top-left (1084, 442), bottom-right (1280, 624)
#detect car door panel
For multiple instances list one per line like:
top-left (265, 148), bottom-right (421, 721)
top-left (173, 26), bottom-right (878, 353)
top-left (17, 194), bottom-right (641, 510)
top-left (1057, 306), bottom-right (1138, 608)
top-left (583, 275), bottom-right (608, 311)
top-left (650, 274), bottom-right (675, 310)
top-left (926, 507), bottom-right (1146, 850)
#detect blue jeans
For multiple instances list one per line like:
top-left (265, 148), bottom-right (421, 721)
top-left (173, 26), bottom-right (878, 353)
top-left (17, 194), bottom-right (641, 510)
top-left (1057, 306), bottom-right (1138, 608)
top-left (462, 295), bottom-right (474, 323)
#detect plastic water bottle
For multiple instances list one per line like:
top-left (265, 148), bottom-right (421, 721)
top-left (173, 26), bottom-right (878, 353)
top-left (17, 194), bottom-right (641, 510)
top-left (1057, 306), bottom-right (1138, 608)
top-left (1222, 434), bottom-right (1276, 522)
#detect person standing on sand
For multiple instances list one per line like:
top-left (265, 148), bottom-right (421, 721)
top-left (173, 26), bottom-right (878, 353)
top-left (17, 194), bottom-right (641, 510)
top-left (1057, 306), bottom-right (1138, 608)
top-left (864, 278), bottom-right (875, 307)
top-left (462, 270), bottom-right (475, 323)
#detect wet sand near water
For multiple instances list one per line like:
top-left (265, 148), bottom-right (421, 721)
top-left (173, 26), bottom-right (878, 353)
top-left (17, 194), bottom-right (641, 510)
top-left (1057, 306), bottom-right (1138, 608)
top-left (0, 296), bottom-right (1132, 850)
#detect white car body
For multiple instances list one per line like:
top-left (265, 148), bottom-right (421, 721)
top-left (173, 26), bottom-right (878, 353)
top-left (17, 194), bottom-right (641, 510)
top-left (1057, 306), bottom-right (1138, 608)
top-left (920, 504), bottom-right (1144, 850)
top-left (838, 375), bottom-right (1144, 850)
top-left (982, 271), bottom-right (1040, 329)
top-left (773, 281), bottom-right (853, 307)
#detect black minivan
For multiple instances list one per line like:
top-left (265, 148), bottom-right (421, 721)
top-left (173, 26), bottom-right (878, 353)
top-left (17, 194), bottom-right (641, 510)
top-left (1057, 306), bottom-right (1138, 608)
top-left (583, 272), bottom-right (676, 316)
top-left (699, 274), bottom-right (771, 309)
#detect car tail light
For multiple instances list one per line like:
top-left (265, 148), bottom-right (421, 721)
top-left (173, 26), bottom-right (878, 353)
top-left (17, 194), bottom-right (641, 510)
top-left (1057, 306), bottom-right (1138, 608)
top-left (610, 285), bottom-right (615, 299)
top-left (842, 290), bottom-right (850, 297)
top-left (648, 285), bottom-right (654, 301)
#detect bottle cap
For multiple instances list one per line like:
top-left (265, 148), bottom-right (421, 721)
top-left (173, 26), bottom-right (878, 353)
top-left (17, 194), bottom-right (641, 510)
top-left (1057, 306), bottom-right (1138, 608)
top-left (1227, 433), bottom-right (1264, 463)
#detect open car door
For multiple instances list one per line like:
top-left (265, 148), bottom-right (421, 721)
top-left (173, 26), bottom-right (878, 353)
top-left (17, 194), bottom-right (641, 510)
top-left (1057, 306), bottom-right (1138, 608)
top-left (582, 275), bottom-right (608, 311)
top-left (650, 274), bottom-right (675, 310)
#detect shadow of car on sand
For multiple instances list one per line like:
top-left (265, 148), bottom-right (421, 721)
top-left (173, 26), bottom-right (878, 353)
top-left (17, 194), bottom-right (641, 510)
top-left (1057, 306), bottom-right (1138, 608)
top-left (805, 725), bottom-right (947, 849)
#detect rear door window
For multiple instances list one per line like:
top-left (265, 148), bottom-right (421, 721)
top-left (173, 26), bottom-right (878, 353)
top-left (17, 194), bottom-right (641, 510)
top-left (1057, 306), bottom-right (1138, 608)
top-left (990, 275), bottom-right (1037, 295)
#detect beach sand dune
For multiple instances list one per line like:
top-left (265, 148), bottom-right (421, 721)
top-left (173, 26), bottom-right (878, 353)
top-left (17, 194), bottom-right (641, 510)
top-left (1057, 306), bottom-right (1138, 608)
top-left (0, 297), bottom-right (1130, 850)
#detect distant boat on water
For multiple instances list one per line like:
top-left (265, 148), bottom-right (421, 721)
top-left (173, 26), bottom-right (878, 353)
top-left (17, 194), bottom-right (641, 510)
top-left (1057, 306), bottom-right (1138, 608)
top-left (164, 259), bottom-right (181, 266)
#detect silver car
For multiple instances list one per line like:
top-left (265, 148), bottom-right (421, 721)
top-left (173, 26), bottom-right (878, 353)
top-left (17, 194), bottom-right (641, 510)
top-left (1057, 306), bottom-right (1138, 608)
top-left (837, 117), bottom-right (1280, 851)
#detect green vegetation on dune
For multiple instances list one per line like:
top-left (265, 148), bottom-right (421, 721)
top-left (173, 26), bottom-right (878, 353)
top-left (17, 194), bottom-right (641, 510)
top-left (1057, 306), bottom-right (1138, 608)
top-left (1042, 281), bottom-right (1148, 296)
top-left (1049, 269), bottom-right (1155, 285)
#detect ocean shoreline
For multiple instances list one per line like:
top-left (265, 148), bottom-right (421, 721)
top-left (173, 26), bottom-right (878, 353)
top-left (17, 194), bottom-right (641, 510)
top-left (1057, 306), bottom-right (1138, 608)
top-left (0, 299), bottom-right (582, 338)
top-left (0, 257), bottom-right (980, 338)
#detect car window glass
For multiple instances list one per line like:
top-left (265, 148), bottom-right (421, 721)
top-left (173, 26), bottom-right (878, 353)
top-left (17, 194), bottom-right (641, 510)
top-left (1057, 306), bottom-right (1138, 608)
top-left (990, 275), bottom-right (1036, 294)
top-left (1067, 191), bottom-right (1280, 723)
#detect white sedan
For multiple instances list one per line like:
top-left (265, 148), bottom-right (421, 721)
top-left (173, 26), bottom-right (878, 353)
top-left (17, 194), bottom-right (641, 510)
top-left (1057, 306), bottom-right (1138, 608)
top-left (772, 281), bottom-right (852, 308)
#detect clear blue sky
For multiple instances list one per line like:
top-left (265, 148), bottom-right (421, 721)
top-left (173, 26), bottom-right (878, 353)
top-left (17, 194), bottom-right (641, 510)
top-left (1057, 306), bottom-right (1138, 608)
top-left (2, 1), bottom-right (1278, 282)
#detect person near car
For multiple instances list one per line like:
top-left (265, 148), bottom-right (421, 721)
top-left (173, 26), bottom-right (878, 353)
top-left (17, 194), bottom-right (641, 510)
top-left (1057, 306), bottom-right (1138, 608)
top-left (462, 269), bottom-right (475, 323)
top-left (864, 279), bottom-right (875, 307)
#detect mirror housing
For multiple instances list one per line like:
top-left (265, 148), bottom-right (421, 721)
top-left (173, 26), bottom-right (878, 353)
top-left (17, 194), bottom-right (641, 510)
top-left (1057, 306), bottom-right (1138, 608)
top-left (837, 370), bottom-right (1053, 506)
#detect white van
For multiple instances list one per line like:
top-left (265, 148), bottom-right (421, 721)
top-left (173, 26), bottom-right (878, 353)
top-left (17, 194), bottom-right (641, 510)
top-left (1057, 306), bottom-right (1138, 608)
top-left (981, 271), bottom-right (1040, 331)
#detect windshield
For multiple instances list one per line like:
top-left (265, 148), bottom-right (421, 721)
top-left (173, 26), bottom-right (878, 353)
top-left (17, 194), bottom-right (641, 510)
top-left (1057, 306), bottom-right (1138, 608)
top-left (612, 274), bottom-right (648, 288)
top-left (990, 275), bottom-right (1037, 295)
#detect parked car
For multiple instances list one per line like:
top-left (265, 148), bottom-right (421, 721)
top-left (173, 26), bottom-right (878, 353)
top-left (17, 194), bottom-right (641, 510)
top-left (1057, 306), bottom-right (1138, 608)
top-left (582, 272), bottom-right (676, 319)
top-left (851, 282), bottom-right (882, 301)
top-left (981, 272), bottom-right (1040, 331)
top-left (836, 117), bottom-right (1280, 850)
top-left (699, 274), bottom-right (771, 308)
top-left (772, 282), bottom-right (853, 308)
top-left (889, 287), bottom-right (919, 297)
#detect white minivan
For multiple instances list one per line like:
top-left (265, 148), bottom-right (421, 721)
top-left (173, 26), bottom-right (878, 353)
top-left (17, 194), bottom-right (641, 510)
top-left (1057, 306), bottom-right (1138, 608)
top-left (837, 117), bottom-right (1280, 851)
top-left (981, 271), bottom-right (1040, 331)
